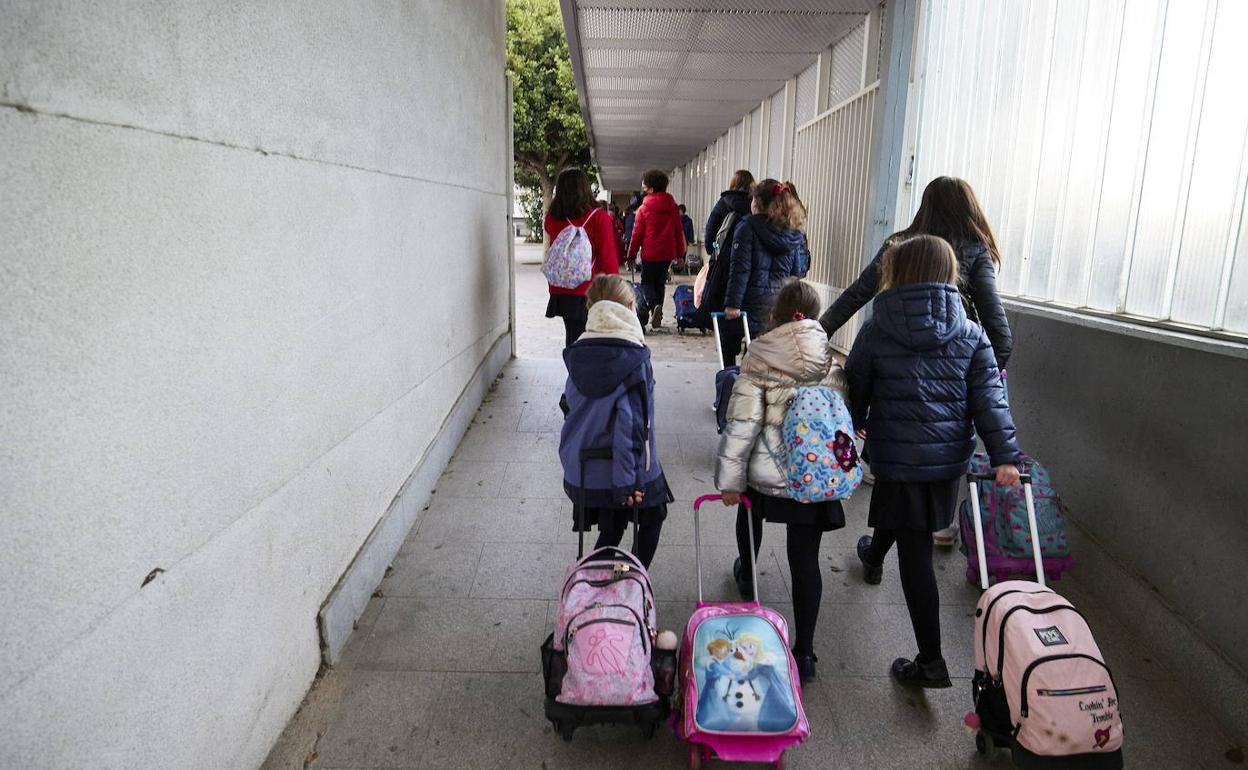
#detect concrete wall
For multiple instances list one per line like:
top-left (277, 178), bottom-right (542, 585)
top-left (1005, 304), bottom-right (1248, 735)
top-left (0, 2), bottom-right (510, 768)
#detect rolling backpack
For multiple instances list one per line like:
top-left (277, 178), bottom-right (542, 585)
top-left (965, 469), bottom-right (1123, 768)
top-left (543, 209), bottom-right (597, 289)
top-left (780, 386), bottom-right (862, 503)
top-left (673, 284), bottom-right (702, 332)
top-left (711, 311), bottom-right (751, 434)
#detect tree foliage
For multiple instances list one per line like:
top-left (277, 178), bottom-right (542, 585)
top-left (507, 0), bottom-right (595, 209)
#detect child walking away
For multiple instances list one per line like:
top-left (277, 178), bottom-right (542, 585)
top-left (560, 275), bottom-right (673, 567)
top-left (544, 169), bottom-right (620, 348)
top-left (845, 235), bottom-right (1021, 688)
top-left (626, 170), bottom-right (687, 330)
top-left (714, 279), bottom-right (846, 683)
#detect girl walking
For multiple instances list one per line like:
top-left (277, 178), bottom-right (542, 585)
top-left (559, 275), bottom-right (672, 567)
top-left (714, 279), bottom-right (845, 683)
top-left (845, 235), bottom-right (1021, 688)
top-left (696, 169), bottom-right (755, 361)
top-left (545, 168), bottom-right (620, 347)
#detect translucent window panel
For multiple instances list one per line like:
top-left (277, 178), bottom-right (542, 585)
top-left (1051, 1), bottom-right (1123, 306)
top-left (978, 2), bottom-right (1029, 259)
top-left (1169, 0), bottom-right (1248, 327)
top-left (749, 106), bottom-right (763, 171)
top-left (1024, 0), bottom-right (1090, 301)
top-left (1085, 0), bottom-right (1164, 311)
top-left (829, 23), bottom-right (866, 105)
top-left (1222, 200), bottom-right (1248, 333)
top-left (1124, 1), bottom-right (1211, 318)
top-left (795, 62), bottom-right (818, 126)
top-left (767, 89), bottom-right (785, 179)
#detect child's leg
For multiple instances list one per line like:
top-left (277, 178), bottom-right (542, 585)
top-left (562, 301), bottom-right (587, 348)
top-left (863, 527), bottom-right (896, 564)
top-left (786, 522), bottom-right (824, 657)
top-left (593, 511), bottom-right (626, 550)
top-left (633, 517), bottom-right (663, 569)
top-left (894, 528), bottom-right (942, 662)
top-left (734, 503), bottom-right (763, 571)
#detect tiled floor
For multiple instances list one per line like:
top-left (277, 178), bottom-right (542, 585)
top-left (267, 264), bottom-right (1237, 769)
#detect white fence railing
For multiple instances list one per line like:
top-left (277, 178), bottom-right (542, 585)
top-left (792, 84), bottom-right (880, 352)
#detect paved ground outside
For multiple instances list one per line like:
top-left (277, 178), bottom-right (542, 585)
top-left (265, 264), bottom-right (1236, 769)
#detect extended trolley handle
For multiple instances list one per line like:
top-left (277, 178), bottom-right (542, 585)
top-left (709, 311), bottom-right (751, 371)
top-left (692, 494), bottom-right (756, 605)
top-left (965, 470), bottom-right (1038, 591)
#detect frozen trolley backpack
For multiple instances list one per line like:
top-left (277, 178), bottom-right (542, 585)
top-left (677, 495), bottom-right (808, 769)
top-left (965, 470), bottom-right (1123, 768)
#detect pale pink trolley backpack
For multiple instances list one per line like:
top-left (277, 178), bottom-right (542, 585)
top-left (966, 470), bottom-right (1124, 768)
top-left (676, 495), bottom-right (809, 769)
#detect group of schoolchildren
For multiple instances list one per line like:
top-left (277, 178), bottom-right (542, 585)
top-left (548, 167), bottom-right (1022, 690)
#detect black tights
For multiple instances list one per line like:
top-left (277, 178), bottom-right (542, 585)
top-left (595, 513), bottom-right (662, 569)
top-left (866, 528), bottom-right (942, 662)
top-left (736, 507), bottom-right (824, 657)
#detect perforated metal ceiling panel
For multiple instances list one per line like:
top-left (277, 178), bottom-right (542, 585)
top-left (562, 0), bottom-right (877, 189)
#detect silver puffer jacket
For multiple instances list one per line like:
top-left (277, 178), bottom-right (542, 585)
top-left (714, 319), bottom-right (848, 498)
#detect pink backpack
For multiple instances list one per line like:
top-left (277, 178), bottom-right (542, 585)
top-left (967, 472), bottom-right (1123, 767)
top-left (551, 546), bottom-right (657, 707)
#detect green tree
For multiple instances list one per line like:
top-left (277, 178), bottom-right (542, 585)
top-left (507, 0), bottom-right (595, 212)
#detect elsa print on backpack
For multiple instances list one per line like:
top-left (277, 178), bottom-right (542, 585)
top-left (692, 616), bottom-right (798, 734)
top-left (544, 207), bottom-right (598, 289)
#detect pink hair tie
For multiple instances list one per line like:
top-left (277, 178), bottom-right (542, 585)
top-left (773, 183), bottom-right (789, 196)
top-left (793, 311), bottom-right (806, 321)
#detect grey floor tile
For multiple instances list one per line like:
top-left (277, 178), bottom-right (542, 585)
top-left (412, 497), bottom-right (561, 545)
top-left (433, 461), bottom-right (509, 498)
top-left (470, 542), bottom-right (571, 600)
top-left (517, 399), bottom-right (566, 432)
top-left (354, 598), bottom-right (545, 673)
top-left (383, 541), bottom-right (482, 599)
top-left (501, 460), bottom-right (568, 499)
top-left (647, 544), bottom-right (787, 604)
top-left (451, 429), bottom-right (558, 463)
top-left (314, 671), bottom-right (444, 769)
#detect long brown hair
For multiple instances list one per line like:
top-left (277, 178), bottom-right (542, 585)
top-left (548, 168), bottom-right (595, 221)
top-left (753, 178), bottom-right (806, 230)
top-left (769, 278), bottom-right (821, 329)
top-left (729, 169), bottom-right (755, 192)
top-left (891, 176), bottom-right (1000, 267)
top-left (879, 235), bottom-right (959, 291)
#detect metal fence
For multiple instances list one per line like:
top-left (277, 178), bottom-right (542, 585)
top-left (792, 84), bottom-right (880, 352)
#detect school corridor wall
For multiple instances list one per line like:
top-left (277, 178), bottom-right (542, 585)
top-left (0, 2), bottom-right (511, 768)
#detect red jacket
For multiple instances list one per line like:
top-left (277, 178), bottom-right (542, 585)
top-left (627, 192), bottom-right (687, 263)
top-left (544, 208), bottom-right (619, 296)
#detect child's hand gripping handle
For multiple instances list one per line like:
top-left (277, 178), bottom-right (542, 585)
top-left (965, 470), bottom-right (1041, 590)
top-left (692, 494), bottom-right (756, 605)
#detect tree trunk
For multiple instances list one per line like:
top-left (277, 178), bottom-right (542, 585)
top-left (539, 172), bottom-right (554, 213)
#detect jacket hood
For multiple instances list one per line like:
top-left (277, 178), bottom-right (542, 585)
top-left (563, 336), bottom-right (649, 398)
top-left (578, 300), bottom-right (645, 346)
top-left (871, 283), bottom-right (967, 350)
top-left (741, 319), bottom-right (830, 383)
top-left (744, 215), bottom-right (792, 254)
top-left (719, 189), bottom-right (752, 214)
top-left (641, 191), bottom-right (679, 214)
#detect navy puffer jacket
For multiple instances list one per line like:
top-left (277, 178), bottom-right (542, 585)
top-left (703, 190), bottom-right (751, 256)
top-left (819, 239), bottom-right (1013, 369)
top-left (724, 215), bottom-right (810, 335)
top-left (845, 282), bottom-right (1020, 482)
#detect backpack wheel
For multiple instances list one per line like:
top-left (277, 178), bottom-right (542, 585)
top-left (688, 743), bottom-right (704, 770)
top-left (559, 720), bottom-right (575, 742)
top-left (772, 751), bottom-right (786, 770)
top-left (975, 730), bottom-right (994, 756)
top-left (640, 717), bottom-right (657, 739)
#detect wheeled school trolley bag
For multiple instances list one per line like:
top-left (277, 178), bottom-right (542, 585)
top-left (711, 312), bottom-right (752, 434)
top-left (676, 494), bottom-right (809, 769)
top-left (965, 470), bottom-right (1123, 769)
top-left (540, 448), bottom-right (668, 741)
top-left (674, 284), bottom-right (706, 334)
top-left (959, 452), bottom-right (1074, 584)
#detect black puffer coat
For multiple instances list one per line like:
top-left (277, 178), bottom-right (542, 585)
top-left (844, 282), bottom-right (1020, 482)
top-left (703, 190), bottom-right (752, 256)
top-left (819, 240), bottom-right (1013, 369)
top-left (724, 215), bottom-right (809, 335)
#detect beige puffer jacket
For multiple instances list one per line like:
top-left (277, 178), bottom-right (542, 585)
top-left (714, 319), bottom-right (848, 498)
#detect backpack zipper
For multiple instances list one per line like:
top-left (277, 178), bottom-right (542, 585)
top-left (1018, 653), bottom-right (1116, 718)
top-left (562, 603), bottom-right (650, 654)
top-left (992, 603), bottom-right (1085, 681)
top-left (980, 589), bottom-right (1052, 674)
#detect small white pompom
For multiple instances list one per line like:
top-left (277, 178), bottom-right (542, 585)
top-left (655, 630), bottom-right (679, 650)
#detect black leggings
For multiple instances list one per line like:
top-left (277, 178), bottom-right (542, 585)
top-left (596, 514), bottom-right (663, 569)
top-left (639, 260), bottom-right (671, 313)
top-left (866, 528), bottom-right (942, 662)
top-left (561, 310), bottom-right (587, 348)
top-left (736, 508), bottom-right (824, 657)
top-left (716, 316), bottom-right (747, 367)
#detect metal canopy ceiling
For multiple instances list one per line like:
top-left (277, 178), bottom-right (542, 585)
top-left (561, 1), bottom-right (876, 190)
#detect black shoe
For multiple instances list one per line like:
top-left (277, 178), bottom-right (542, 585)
top-left (856, 535), bottom-right (883, 585)
top-left (890, 656), bottom-right (952, 689)
top-left (793, 652), bottom-right (818, 685)
top-left (732, 557), bottom-right (754, 600)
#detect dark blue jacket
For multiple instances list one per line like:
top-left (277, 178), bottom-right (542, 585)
top-left (724, 215), bottom-right (810, 334)
top-left (703, 190), bottom-right (752, 256)
top-left (560, 338), bottom-right (671, 507)
top-left (820, 239), bottom-right (1013, 369)
top-left (681, 214), bottom-right (695, 246)
top-left (844, 283), bottom-right (1020, 482)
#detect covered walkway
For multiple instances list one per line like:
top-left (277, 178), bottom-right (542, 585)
top-left (264, 265), bottom-right (1233, 769)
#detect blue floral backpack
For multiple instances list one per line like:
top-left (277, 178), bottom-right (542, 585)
top-left (781, 386), bottom-right (862, 503)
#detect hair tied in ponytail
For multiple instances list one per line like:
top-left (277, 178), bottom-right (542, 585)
top-left (773, 182), bottom-right (790, 196)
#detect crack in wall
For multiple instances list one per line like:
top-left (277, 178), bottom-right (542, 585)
top-left (0, 100), bottom-right (508, 198)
